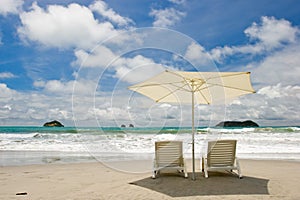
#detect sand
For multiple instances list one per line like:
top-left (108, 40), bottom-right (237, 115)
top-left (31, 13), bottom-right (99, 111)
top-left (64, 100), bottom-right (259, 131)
top-left (1, 159), bottom-right (300, 200)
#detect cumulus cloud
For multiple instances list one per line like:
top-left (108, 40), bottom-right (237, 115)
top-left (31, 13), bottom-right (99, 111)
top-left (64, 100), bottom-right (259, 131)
top-left (0, 72), bottom-right (16, 79)
top-left (215, 17), bottom-right (300, 126)
top-left (73, 45), bottom-right (116, 68)
top-left (179, 16), bottom-right (300, 126)
top-left (168, 0), bottom-right (186, 4)
top-left (257, 84), bottom-right (300, 99)
top-left (184, 42), bottom-right (213, 67)
top-left (0, 81), bottom-right (97, 125)
top-left (93, 106), bottom-right (130, 121)
top-left (89, 0), bottom-right (133, 27)
top-left (245, 16), bottom-right (298, 49)
top-left (183, 16), bottom-right (299, 65)
top-left (73, 45), bottom-right (166, 84)
top-left (34, 79), bottom-right (97, 95)
top-left (4, 8), bottom-right (300, 126)
top-left (17, 2), bottom-right (118, 49)
top-left (0, 92), bottom-right (74, 125)
top-left (150, 7), bottom-right (186, 28)
top-left (0, 0), bottom-right (23, 16)
top-left (210, 16), bottom-right (299, 62)
top-left (0, 83), bottom-right (16, 98)
top-left (251, 43), bottom-right (300, 86)
top-left (229, 84), bottom-right (300, 125)
top-left (113, 55), bottom-right (165, 83)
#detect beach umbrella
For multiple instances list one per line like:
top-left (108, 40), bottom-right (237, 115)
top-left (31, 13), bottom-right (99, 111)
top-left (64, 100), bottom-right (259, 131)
top-left (128, 70), bottom-right (255, 180)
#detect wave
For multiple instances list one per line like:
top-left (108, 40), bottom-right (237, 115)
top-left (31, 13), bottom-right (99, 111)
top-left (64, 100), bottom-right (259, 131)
top-left (0, 127), bottom-right (79, 134)
top-left (0, 126), bottom-right (299, 136)
top-left (1, 125), bottom-right (300, 166)
top-left (254, 127), bottom-right (300, 133)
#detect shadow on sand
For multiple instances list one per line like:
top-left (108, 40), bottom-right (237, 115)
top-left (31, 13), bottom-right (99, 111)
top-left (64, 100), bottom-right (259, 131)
top-left (130, 172), bottom-right (269, 197)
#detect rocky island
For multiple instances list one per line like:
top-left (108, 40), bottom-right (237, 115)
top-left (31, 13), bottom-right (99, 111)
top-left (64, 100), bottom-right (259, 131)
top-left (216, 120), bottom-right (259, 127)
top-left (43, 120), bottom-right (64, 127)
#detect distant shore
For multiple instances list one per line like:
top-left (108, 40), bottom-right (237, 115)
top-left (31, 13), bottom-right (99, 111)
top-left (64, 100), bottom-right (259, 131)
top-left (1, 159), bottom-right (300, 199)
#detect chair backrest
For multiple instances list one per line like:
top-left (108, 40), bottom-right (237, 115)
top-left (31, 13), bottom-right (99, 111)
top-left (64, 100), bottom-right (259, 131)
top-left (207, 140), bottom-right (237, 167)
top-left (155, 141), bottom-right (184, 167)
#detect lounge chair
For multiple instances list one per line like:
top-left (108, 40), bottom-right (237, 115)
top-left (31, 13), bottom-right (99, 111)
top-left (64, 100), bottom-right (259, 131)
top-left (152, 141), bottom-right (188, 178)
top-left (202, 140), bottom-right (242, 178)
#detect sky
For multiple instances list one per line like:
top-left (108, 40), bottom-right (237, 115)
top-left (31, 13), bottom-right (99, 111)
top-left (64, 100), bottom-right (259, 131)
top-left (0, 0), bottom-right (300, 127)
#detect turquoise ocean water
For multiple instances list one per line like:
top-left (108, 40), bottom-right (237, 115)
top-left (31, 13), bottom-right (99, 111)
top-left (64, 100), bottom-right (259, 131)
top-left (1, 126), bottom-right (300, 166)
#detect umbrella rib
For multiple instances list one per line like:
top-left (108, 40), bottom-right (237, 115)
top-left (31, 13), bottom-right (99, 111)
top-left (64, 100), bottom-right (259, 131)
top-left (200, 83), bottom-right (255, 93)
top-left (165, 70), bottom-right (193, 91)
top-left (194, 85), bottom-right (211, 104)
top-left (128, 81), bottom-right (184, 89)
top-left (155, 82), bottom-right (190, 102)
top-left (206, 72), bottom-right (250, 81)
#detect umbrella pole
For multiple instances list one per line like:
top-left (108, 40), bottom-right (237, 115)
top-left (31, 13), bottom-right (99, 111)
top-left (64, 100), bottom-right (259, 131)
top-left (192, 88), bottom-right (196, 180)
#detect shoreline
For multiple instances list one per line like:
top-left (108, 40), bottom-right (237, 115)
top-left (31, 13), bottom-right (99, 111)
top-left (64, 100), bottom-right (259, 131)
top-left (1, 149), bottom-right (300, 167)
top-left (0, 150), bottom-right (300, 167)
top-left (1, 159), bottom-right (300, 199)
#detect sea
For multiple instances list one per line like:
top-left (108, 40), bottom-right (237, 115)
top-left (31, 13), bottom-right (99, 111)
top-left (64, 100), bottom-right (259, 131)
top-left (1, 126), bottom-right (300, 169)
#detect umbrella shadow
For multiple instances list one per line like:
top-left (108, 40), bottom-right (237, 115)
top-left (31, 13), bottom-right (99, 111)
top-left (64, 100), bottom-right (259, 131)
top-left (129, 172), bottom-right (269, 197)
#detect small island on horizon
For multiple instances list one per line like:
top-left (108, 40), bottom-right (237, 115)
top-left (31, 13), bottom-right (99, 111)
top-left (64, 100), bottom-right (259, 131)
top-left (215, 120), bottom-right (259, 127)
top-left (120, 124), bottom-right (135, 128)
top-left (43, 120), bottom-right (64, 127)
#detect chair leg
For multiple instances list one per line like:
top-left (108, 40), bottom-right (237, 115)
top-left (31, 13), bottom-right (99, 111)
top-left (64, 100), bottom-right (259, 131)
top-left (236, 159), bottom-right (243, 179)
top-left (203, 158), bottom-right (208, 178)
top-left (152, 170), bottom-right (157, 179)
top-left (183, 159), bottom-right (188, 178)
top-left (152, 160), bottom-right (157, 179)
top-left (184, 166), bottom-right (188, 178)
top-left (178, 168), bottom-right (188, 178)
top-left (204, 168), bottom-right (208, 178)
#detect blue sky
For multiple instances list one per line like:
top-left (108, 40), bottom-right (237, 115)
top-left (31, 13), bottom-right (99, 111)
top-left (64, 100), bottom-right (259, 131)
top-left (0, 0), bottom-right (300, 126)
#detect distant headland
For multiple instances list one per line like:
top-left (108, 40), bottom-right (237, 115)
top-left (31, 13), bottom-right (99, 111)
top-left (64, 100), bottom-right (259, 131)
top-left (216, 120), bottom-right (259, 127)
top-left (43, 120), bottom-right (64, 127)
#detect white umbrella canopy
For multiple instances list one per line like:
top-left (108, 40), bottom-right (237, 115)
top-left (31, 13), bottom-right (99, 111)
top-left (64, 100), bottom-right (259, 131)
top-left (128, 70), bottom-right (255, 180)
top-left (129, 70), bottom-right (255, 104)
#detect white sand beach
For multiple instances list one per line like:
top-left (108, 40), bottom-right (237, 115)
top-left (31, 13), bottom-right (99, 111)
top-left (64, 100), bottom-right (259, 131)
top-left (1, 159), bottom-right (300, 200)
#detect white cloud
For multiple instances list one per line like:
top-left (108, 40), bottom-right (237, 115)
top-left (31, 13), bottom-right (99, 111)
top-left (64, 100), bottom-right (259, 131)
top-left (210, 16), bottom-right (299, 62)
top-left (17, 2), bottom-right (118, 49)
top-left (224, 46), bottom-right (300, 125)
top-left (93, 106), bottom-right (130, 121)
top-left (246, 84), bottom-right (300, 123)
top-left (168, 0), bottom-right (186, 5)
top-left (0, 72), bottom-right (16, 79)
top-left (251, 43), bottom-right (300, 86)
top-left (113, 55), bottom-right (165, 84)
top-left (4, 11), bottom-right (300, 126)
top-left (257, 85), bottom-right (281, 99)
top-left (0, 82), bottom-right (90, 125)
top-left (0, 92), bottom-right (74, 125)
top-left (0, 0), bottom-right (23, 16)
top-left (89, 0), bottom-right (133, 27)
top-left (73, 45), bottom-right (116, 68)
top-left (0, 83), bottom-right (16, 98)
top-left (257, 84), bottom-right (300, 99)
top-left (185, 17), bottom-right (299, 65)
top-left (184, 42), bottom-right (213, 66)
top-left (34, 79), bottom-right (96, 95)
top-left (150, 7), bottom-right (186, 28)
top-left (73, 45), bottom-right (167, 84)
top-left (194, 15), bottom-right (300, 126)
top-left (245, 16), bottom-right (298, 49)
